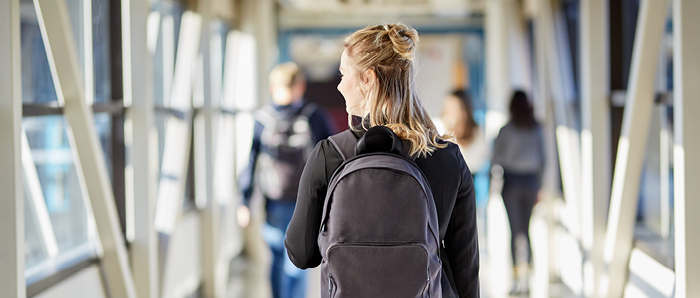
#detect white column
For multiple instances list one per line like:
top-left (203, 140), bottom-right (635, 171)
top-left (195, 5), bottom-right (225, 297)
top-left (579, 0), bottom-right (610, 297)
top-left (485, 0), bottom-right (512, 139)
top-left (33, 0), bottom-right (137, 297)
top-left (241, 0), bottom-right (277, 108)
top-left (484, 1), bottom-right (517, 297)
top-left (0, 0), bottom-right (24, 297)
top-left (673, 0), bottom-right (700, 297)
top-left (123, 0), bottom-right (158, 297)
top-left (602, 1), bottom-right (668, 297)
top-left (217, 30), bottom-right (245, 259)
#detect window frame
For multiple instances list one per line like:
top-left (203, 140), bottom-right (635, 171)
top-left (19, 0), bottom-right (134, 294)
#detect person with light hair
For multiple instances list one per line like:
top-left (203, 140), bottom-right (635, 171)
top-left (238, 62), bottom-right (335, 298)
top-left (285, 23), bottom-right (480, 298)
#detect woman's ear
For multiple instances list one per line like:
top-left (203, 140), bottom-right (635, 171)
top-left (363, 68), bottom-right (376, 86)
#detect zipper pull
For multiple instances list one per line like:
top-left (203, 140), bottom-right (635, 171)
top-left (328, 274), bottom-right (333, 295)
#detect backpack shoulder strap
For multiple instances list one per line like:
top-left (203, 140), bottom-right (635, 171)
top-left (298, 102), bottom-right (318, 119)
top-left (328, 129), bottom-right (358, 161)
top-left (254, 105), bottom-right (278, 127)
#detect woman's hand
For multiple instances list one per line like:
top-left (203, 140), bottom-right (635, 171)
top-left (237, 205), bottom-right (251, 228)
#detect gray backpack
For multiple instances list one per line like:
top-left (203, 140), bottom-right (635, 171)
top-left (254, 103), bottom-right (316, 201)
top-left (318, 126), bottom-right (442, 298)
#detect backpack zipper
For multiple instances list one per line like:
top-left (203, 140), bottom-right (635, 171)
top-left (328, 274), bottom-right (336, 297)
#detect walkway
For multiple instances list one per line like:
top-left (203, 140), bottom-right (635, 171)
top-left (226, 195), bottom-right (578, 298)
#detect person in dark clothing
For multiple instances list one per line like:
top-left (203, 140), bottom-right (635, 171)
top-left (238, 62), bottom-right (335, 298)
top-left (491, 90), bottom-right (546, 296)
top-left (284, 23), bottom-right (480, 298)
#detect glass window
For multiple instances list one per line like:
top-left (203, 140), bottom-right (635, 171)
top-left (20, 0), bottom-right (58, 104)
top-left (633, 11), bottom-right (674, 267)
top-left (94, 113), bottom-right (113, 181)
top-left (155, 111), bottom-right (192, 200)
top-left (20, 0), bottom-right (111, 105)
top-left (19, 0), bottom-right (118, 286)
top-left (152, 0), bottom-right (186, 107)
top-left (23, 177), bottom-right (49, 271)
top-left (155, 111), bottom-right (170, 175)
top-left (562, 0), bottom-right (580, 99)
top-left (92, 0), bottom-right (112, 103)
top-left (633, 104), bottom-right (674, 266)
top-left (22, 116), bottom-right (98, 283)
top-left (151, 0), bottom-right (195, 225)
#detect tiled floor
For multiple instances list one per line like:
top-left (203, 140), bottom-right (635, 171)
top-left (227, 196), bottom-right (577, 298)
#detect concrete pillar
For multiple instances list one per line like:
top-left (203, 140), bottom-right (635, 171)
top-left (0, 0), bottom-right (25, 296)
top-left (122, 0), bottom-right (158, 297)
top-left (579, 0), bottom-right (610, 297)
top-left (673, 0), bottom-right (700, 297)
top-left (240, 0), bottom-right (277, 108)
top-left (485, 0), bottom-right (513, 139)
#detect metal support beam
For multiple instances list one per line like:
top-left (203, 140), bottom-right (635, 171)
top-left (601, 1), bottom-right (668, 297)
top-left (673, 0), bottom-right (700, 297)
top-left (82, 0), bottom-right (94, 106)
top-left (122, 0), bottom-right (158, 297)
top-left (579, 0), bottom-right (610, 297)
top-left (33, 0), bottom-right (137, 297)
top-left (0, 0), bottom-right (25, 296)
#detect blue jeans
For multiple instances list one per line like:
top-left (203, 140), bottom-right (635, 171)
top-left (263, 199), bottom-right (307, 298)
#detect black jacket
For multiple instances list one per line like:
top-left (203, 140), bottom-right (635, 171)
top-left (285, 126), bottom-right (480, 298)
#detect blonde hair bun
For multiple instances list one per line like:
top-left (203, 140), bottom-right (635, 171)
top-left (384, 23), bottom-right (419, 61)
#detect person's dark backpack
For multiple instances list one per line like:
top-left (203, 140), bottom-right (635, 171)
top-left (255, 103), bottom-right (317, 201)
top-left (318, 126), bottom-right (442, 298)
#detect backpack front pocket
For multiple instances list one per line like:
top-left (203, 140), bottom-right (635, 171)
top-left (326, 243), bottom-right (431, 298)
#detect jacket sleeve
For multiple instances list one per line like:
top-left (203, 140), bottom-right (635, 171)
top-left (238, 120), bottom-right (264, 206)
top-left (285, 141), bottom-right (330, 269)
top-left (444, 148), bottom-right (480, 298)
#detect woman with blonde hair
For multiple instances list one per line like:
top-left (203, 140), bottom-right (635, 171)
top-left (285, 23), bottom-right (479, 298)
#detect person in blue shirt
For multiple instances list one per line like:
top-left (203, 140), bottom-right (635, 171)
top-left (238, 62), bottom-right (335, 298)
